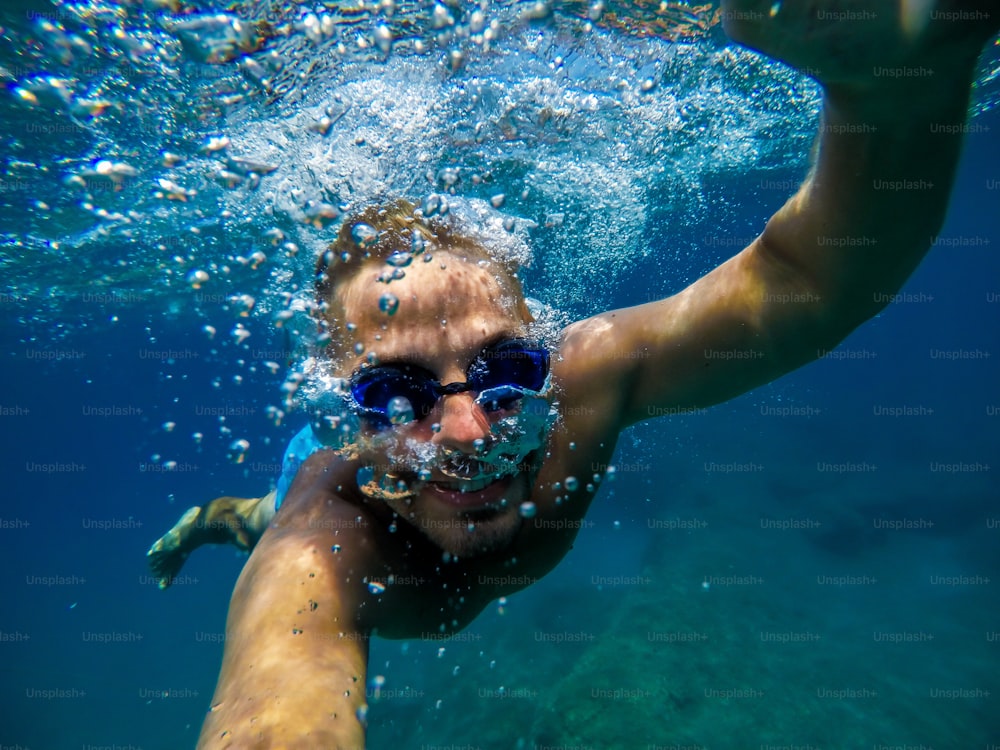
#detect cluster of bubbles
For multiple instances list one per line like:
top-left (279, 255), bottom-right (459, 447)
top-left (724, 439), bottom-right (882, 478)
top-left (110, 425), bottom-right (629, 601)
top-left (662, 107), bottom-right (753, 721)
top-left (5, 0), bottom-right (1000, 331)
top-left (7, 2), bottom-right (999, 474)
top-left (334, 372), bottom-right (557, 508)
top-left (0, 1), bottom-right (754, 320)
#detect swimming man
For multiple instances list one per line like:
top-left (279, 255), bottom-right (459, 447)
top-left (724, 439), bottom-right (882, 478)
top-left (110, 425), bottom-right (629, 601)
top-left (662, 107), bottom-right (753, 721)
top-left (153, 4), bottom-right (999, 747)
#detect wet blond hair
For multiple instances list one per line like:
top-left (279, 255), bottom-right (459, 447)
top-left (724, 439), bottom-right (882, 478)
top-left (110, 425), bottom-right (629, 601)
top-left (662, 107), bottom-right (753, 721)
top-left (314, 199), bottom-right (532, 357)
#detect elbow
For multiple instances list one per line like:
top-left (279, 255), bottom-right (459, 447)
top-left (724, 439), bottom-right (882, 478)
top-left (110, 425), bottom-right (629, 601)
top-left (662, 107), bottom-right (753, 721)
top-left (752, 232), bottom-right (895, 364)
top-left (787, 293), bottom-right (886, 367)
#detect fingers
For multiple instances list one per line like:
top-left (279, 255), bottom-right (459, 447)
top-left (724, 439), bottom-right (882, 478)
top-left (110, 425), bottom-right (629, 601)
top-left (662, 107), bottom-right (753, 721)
top-left (900, 0), bottom-right (935, 39)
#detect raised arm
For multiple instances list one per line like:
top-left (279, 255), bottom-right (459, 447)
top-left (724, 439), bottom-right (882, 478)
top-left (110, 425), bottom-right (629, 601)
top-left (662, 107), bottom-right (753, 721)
top-left (559, 1), bottom-right (998, 429)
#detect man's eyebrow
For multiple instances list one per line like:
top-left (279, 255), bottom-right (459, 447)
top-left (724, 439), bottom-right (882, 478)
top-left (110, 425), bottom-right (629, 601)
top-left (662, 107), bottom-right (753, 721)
top-left (479, 332), bottom-right (523, 352)
top-left (367, 355), bottom-right (435, 372)
top-left (375, 331), bottom-right (524, 373)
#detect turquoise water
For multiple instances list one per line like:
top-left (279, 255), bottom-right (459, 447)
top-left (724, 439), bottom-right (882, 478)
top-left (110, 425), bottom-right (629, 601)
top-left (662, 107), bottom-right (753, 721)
top-left (2, 1), bottom-right (999, 748)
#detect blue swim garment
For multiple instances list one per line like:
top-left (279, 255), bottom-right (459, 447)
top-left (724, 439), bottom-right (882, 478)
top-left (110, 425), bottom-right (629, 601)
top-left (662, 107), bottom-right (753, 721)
top-left (273, 424), bottom-right (324, 510)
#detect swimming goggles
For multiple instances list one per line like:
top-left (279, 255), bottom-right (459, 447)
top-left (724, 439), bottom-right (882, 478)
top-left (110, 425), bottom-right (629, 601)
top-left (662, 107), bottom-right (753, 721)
top-left (350, 339), bottom-right (550, 428)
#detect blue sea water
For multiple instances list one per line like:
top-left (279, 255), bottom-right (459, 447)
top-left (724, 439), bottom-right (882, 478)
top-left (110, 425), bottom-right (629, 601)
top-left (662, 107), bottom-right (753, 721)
top-left (2, 1), bottom-right (1000, 748)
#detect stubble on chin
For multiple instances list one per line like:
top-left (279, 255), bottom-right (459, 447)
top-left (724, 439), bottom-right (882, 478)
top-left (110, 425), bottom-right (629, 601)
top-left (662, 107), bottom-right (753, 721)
top-left (438, 506), bottom-right (523, 558)
top-left (391, 490), bottom-right (523, 558)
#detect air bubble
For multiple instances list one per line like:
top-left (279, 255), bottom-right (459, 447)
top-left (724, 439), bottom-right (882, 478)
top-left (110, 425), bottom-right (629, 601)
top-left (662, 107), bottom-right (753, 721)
top-left (374, 24), bottom-right (393, 53)
top-left (564, 476), bottom-right (579, 492)
top-left (230, 325), bottom-right (251, 344)
top-left (411, 229), bottom-right (426, 255)
top-left (386, 251), bottom-right (412, 267)
top-left (437, 167), bottom-right (460, 187)
top-left (368, 581), bottom-right (386, 595)
top-left (518, 501), bottom-right (536, 518)
top-left (186, 270), bottom-right (209, 289)
top-left (432, 4), bottom-right (454, 28)
top-left (378, 293), bottom-right (399, 315)
top-left (310, 115), bottom-right (333, 135)
top-left (228, 294), bottom-right (255, 317)
top-left (227, 439), bottom-right (250, 464)
top-left (386, 396), bottom-right (413, 425)
top-left (203, 136), bottom-right (230, 153)
top-left (351, 223), bottom-right (378, 249)
top-left (423, 193), bottom-right (442, 216)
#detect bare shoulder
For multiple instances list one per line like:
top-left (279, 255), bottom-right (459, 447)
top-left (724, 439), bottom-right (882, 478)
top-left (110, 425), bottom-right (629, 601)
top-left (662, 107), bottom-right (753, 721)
top-left (536, 316), bottom-right (645, 505)
top-left (553, 316), bottom-right (635, 438)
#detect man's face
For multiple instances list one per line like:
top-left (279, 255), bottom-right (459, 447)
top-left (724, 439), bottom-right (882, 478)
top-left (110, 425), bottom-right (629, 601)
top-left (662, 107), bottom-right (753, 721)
top-left (333, 251), bottom-right (546, 557)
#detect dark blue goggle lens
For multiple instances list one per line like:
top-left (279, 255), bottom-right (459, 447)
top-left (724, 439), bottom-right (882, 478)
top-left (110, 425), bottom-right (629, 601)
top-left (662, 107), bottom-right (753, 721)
top-left (352, 365), bottom-right (441, 423)
top-left (351, 341), bottom-right (549, 425)
top-left (471, 340), bottom-right (549, 393)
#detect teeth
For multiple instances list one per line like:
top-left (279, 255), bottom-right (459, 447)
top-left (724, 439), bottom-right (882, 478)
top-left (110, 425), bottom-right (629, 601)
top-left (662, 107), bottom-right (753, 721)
top-left (439, 473), bottom-right (505, 493)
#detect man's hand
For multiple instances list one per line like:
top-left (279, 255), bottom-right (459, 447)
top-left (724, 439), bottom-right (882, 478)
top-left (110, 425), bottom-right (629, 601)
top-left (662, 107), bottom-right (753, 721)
top-left (721, 0), bottom-right (999, 90)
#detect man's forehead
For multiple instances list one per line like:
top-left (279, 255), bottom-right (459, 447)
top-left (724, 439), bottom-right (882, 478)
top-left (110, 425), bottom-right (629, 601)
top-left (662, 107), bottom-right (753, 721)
top-left (336, 253), bottom-right (528, 358)
top-left (344, 249), bottom-right (509, 305)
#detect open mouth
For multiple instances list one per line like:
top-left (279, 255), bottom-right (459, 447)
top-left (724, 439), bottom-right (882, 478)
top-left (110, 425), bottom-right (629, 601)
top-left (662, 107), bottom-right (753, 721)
top-left (435, 455), bottom-right (506, 487)
top-left (427, 472), bottom-right (516, 508)
top-left (437, 473), bottom-right (505, 493)
top-left (432, 450), bottom-right (529, 492)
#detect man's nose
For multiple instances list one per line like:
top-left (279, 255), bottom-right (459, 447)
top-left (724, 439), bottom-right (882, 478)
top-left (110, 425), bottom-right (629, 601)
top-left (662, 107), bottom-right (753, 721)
top-left (431, 392), bottom-right (490, 453)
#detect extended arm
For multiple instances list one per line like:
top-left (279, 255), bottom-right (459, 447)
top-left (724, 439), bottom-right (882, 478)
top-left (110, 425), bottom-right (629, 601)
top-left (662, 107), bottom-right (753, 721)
top-left (197, 456), bottom-right (376, 749)
top-left (559, 2), bottom-right (998, 427)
